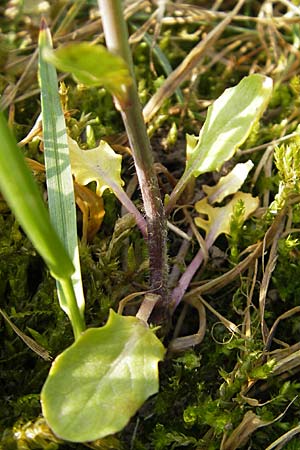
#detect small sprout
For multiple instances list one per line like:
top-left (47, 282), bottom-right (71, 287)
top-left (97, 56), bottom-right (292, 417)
top-left (166, 121), bottom-right (178, 147)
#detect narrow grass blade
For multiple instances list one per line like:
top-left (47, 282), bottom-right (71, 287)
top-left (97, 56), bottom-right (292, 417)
top-left (38, 19), bottom-right (85, 333)
top-left (0, 112), bottom-right (74, 281)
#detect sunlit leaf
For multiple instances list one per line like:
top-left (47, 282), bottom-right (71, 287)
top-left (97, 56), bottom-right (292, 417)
top-left (68, 136), bottom-right (146, 234)
top-left (68, 136), bottom-right (124, 196)
top-left (186, 75), bottom-right (272, 176)
top-left (202, 160), bottom-right (254, 204)
top-left (39, 21), bottom-right (85, 334)
top-left (167, 75), bottom-right (272, 211)
top-left (43, 42), bottom-right (132, 98)
top-left (195, 192), bottom-right (259, 240)
top-left (41, 310), bottom-right (165, 442)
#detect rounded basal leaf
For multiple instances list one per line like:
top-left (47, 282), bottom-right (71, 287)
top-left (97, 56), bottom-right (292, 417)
top-left (41, 310), bottom-right (165, 442)
top-left (43, 43), bottom-right (132, 98)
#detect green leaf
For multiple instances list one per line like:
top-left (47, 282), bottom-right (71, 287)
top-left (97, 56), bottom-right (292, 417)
top-left (202, 160), bottom-right (254, 204)
top-left (68, 136), bottom-right (147, 235)
top-left (0, 112), bottom-right (74, 281)
top-left (187, 75), bottom-right (272, 176)
top-left (194, 162), bottom-right (258, 242)
top-left (167, 75), bottom-right (272, 211)
top-left (68, 136), bottom-right (124, 196)
top-left (39, 21), bottom-right (85, 338)
top-left (195, 192), bottom-right (259, 241)
top-left (43, 42), bottom-right (132, 99)
top-left (41, 310), bottom-right (165, 442)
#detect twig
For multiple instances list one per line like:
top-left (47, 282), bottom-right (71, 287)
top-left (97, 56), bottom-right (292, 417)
top-left (259, 215), bottom-right (285, 344)
top-left (168, 296), bottom-right (206, 353)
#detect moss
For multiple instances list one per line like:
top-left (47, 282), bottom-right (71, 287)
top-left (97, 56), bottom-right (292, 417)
top-left (3, 2), bottom-right (300, 449)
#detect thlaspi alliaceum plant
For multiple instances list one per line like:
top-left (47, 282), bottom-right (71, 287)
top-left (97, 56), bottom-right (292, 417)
top-left (0, 3), bottom-right (273, 444)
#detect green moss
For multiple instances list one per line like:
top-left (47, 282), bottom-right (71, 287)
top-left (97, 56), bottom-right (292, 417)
top-left (273, 236), bottom-right (300, 304)
top-left (3, 3), bottom-right (300, 449)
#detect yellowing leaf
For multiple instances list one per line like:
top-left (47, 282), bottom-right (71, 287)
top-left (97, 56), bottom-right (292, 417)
top-left (74, 183), bottom-right (105, 243)
top-left (203, 160), bottom-right (254, 204)
top-left (68, 136), bottom-right (124, 197)
top-left (195, 192), bottom-right (259, 240)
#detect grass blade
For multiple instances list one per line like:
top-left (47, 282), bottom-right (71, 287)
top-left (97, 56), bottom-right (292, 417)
top-left (0, 112), bottom-right (74, 281)
top-left (38, 19), bottom-right (85, 335)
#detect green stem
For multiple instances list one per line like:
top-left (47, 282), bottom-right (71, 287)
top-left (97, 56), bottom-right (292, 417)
top-left (58, 278), bottom-right (85, 339)
top-left (98, 0), bottom-right (169, 321)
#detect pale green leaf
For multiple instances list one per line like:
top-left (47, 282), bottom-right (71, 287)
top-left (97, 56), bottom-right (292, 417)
top-left (41, 310), bottom-right (165, 442)
top-left (186, 75), bottom-right (273, 176)
top-left (166, 75), bottom-right (272, 212)
top-left (203, 160), bottom-right (254, 204)
top-left (68, 136), bottom-right (124, 196)
top-left (43, 42), bottom-right (132, 98)
top-left (195, 192), bottom-right (259, 240)
top-left (68, 137), bottom-right (147, 234)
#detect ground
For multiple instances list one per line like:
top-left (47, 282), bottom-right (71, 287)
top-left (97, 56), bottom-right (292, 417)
top-left (1, 1), bottom-right (300, 449)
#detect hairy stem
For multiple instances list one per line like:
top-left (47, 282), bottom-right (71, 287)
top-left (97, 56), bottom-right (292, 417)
top-left (98, 0), bottom-right (169, 321)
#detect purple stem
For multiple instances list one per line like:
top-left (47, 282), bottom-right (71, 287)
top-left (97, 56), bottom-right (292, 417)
top-left (113, 184), bottom-right (147, 238)
top-left (170, 231), bottom-right (215, 311)
top-left (99, 0), bottom-right (169, 322)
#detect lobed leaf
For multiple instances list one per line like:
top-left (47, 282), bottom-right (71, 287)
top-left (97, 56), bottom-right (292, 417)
top-left (68, 136), bottom-right (124, 196)
top-left (68, 136), bottom-right (147, 236)
top-left (41, 310), bottom-right (165, 442)
top-left (195, 192), bottom-right (259, 241)
top-left (202, 160), bottom-right (254, 204)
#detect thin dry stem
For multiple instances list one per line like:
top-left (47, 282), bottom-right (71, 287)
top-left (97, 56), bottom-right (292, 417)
top-left (143, 0), bottom-right (246, 123)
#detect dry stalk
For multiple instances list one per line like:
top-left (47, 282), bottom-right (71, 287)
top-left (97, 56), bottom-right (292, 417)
top-left (142, 0), bottom-right (246, 123)
top-left (184, 208), bottom-right (287, 300)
